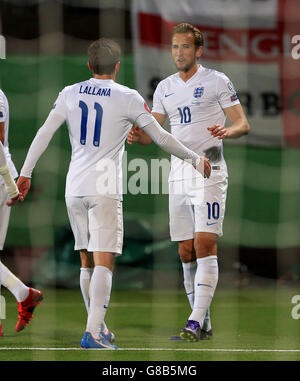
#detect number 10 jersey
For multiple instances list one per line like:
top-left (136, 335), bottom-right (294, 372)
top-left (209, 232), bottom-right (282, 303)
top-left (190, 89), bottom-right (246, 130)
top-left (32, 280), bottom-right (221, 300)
top-left (152, 65), bottom-right (240, 184)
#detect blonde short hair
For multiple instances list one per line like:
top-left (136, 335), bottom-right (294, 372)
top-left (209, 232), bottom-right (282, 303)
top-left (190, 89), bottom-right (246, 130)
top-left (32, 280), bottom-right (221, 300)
top-left (172, 23), bottom-right (204, 48)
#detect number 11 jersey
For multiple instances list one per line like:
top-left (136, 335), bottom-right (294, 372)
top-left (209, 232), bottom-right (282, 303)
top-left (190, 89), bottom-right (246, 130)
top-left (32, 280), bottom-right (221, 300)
top-left (53, 78), bottom-right (154, 198)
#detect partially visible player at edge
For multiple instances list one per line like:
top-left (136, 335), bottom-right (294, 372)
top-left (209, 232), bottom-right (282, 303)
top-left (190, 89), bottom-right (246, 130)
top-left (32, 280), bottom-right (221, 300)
top-left (127, 23), bottom-right (250, 341)
top-left (0, 89), bottom-right (43, 337)
top-left (11, 38), bottom-right (211, 349)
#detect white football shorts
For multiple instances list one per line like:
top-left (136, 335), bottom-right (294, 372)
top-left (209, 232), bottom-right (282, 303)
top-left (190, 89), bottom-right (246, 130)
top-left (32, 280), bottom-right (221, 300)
top-left (0, 181), bottom-right (11, 251)
top-left (65, 195), bottom-right (123, 255)
top-left (169, 177), bottom-right (228, 241)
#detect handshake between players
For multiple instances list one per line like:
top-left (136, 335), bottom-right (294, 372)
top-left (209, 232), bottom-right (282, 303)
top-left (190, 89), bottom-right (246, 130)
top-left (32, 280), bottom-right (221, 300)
top-left (6, 127), bottom-right (213, 207)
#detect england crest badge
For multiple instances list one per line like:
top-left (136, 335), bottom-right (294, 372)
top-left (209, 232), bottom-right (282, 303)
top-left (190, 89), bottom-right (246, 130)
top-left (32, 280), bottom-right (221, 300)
top-left (194, 87), bottom-right (204, 98)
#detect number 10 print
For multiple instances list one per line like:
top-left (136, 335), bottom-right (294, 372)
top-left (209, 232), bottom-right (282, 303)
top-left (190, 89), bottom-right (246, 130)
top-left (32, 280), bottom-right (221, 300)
top-left (206, 202), bottom-right (220, 220)
top-left (177, 106), bottom-right (191, 124)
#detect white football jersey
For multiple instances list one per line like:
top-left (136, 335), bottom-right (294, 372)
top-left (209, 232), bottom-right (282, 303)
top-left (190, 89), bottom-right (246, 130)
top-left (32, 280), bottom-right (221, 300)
top-left (52, 78), bottom-right (155, 198)
top-left (0, 89), bottom-right (18, 180)
top-left (152, 65), bottom-right (240, 182)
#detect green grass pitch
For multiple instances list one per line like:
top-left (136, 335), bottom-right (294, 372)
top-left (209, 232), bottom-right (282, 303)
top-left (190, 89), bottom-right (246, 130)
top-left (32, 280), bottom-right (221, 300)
top-left (0, 286), bottom-right (299, 361)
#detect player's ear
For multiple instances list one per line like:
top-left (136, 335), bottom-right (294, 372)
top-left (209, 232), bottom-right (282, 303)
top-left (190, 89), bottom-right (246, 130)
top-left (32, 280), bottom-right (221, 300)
top-left (88, 61), bottom-right (94, 72)
top-left (196, 46), bottom-right (203, 60)
top-left (115, 61), bottom-right (120, 73)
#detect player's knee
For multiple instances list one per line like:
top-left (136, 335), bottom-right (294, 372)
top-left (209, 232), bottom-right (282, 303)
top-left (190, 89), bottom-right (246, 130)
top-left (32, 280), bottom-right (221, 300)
top-left (80, 250), bottom-right (94, 268)
top-left (194, 233), bottom-right (218, 257)
top-left (178, 240), bottom-right (196, 263)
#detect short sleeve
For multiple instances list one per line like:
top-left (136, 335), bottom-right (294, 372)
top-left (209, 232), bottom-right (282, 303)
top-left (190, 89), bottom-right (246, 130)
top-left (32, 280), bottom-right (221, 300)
top-left (152, 81), bottom-right (166, 115)
top-left (216, 74), bottom-right (240, 109)
top-left (127, 90), bottom-right (155, 127)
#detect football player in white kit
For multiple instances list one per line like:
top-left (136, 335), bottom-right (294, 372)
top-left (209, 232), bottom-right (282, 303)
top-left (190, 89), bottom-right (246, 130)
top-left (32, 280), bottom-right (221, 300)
top-left (11, 38), bottom-right (211, 349)
top-left (127, 23), bottom-right (250, 341)
top-left (0, 89), bottom-right (43, 337)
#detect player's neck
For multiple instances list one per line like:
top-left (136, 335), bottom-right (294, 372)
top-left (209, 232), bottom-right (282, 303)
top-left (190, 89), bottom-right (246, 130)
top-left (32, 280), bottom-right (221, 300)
top-left (178, 63), bottom-right (199, 82)
top-left (93, 73), bottom-right (116, 81)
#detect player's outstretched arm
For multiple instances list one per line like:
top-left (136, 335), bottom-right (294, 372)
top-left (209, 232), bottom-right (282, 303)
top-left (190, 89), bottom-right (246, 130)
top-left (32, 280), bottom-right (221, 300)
top-left (127, 112), bottom-right (167, 146)
top-left (142, 119), bottom-right (211, 178)
top-left (20, 112), bottom-right (65, 178)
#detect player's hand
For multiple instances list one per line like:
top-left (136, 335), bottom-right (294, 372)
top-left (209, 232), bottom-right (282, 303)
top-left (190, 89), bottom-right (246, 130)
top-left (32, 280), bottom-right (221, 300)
top-left (16, 176), bottom-right (31, 199)
top-left (6, 192), bottom-right (24, 206)
top-left (127, 125), bottom-right (142, 144)
top-left (207, 124), bottom-right (228, 140)
top-left (195, 156), bottom-right (211, 178)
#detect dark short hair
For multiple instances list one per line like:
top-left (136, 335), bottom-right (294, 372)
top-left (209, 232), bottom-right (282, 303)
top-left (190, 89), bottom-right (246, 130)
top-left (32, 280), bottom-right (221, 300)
top-left (88, 38), bottom-right (121, 75)
top-left (172, 23), bottom-right (204, 48)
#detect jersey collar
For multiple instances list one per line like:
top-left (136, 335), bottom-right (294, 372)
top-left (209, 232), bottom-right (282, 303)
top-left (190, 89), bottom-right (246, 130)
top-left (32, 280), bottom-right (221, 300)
top-left (177, 64), bottom-right (204, 85)
top-left (90, 77), bottom-right (115, 85)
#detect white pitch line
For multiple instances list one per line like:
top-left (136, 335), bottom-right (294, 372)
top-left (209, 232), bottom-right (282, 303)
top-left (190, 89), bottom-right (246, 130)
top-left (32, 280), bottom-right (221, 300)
top-left (0, 347), bottom-right (299, 352)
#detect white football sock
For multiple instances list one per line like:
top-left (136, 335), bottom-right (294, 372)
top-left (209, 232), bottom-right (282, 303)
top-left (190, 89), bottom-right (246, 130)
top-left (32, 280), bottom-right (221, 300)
top-left (0, 262), bottom-right (29, 302)
top-left (182, 261), bottom-right (212, 330)
top-left (182, 261), bottom-right (197, 309)
top-left (80, 267), bottom-right (93, 313)
top-left (80, 267), bottom-right (108, 333)
top-left (86, 265), bottom-right (112, 338)
top-left (188, 256), bottom-right (218, 327)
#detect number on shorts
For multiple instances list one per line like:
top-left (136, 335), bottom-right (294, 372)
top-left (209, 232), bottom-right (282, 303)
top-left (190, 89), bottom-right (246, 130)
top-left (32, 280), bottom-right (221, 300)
top-left (206, 202), bottom-right (220, 220)
top-left (79, 100), bottom-right (103, 146)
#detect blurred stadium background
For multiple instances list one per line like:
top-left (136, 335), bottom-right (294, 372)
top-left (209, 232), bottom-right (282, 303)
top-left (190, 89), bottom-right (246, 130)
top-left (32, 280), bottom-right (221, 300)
top-left (0, 0), bottom-right (299, 358)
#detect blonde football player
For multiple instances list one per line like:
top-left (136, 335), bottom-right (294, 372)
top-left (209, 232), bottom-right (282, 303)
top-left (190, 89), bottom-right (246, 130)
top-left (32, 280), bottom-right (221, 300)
top-left (127, 23), bottom-right (250, 341)
top-left (0, 89), bottom-right (42, 336)
top-left (12, 38), bottom-right (210, 349)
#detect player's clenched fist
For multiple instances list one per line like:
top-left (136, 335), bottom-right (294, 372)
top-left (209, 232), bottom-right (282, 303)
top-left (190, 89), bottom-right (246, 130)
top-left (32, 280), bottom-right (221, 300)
top-left (195, 156), bottom-right (211, 178)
